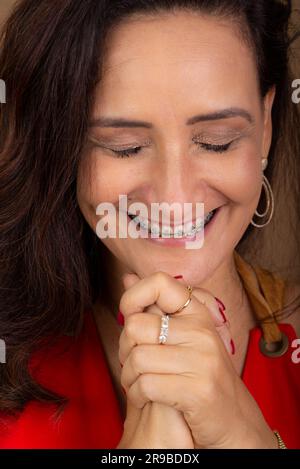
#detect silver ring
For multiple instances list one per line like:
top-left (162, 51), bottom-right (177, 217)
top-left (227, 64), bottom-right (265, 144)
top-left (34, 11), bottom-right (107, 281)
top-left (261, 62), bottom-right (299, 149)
top-left (158, 313), bottom-right (169, 344)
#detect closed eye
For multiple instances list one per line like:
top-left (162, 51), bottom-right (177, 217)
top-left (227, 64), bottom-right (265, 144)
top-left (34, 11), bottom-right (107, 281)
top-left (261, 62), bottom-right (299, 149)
top-left (111, 146), bottom-right (142, 158)
top-left (88, 136), bottom-right (235, 159)
top-left (198, 141), bottom-right (234, 153)
top-left (112, 141), bottom-right (234, 158)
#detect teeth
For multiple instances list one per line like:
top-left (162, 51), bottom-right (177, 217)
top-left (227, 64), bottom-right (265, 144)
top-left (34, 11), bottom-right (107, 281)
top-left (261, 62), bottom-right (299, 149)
top-left (204, 211), bottom-right (214, 224)
top-left (183, 221), bottom-right (194, 236)
top-left (139, 219), bottom-right (149, 230)
top-left (196, 218), bottom-right (204, 230)
top-left (173, 225), bottom-right (184, 238)
top-left (161, 225), bottom-right (173, 237)
top-left (150, 222), bottom-right (160, 236)
top-left (128, 214), bottom-right (139, 224)
top-left (128, 210), bottom-right (215, 237)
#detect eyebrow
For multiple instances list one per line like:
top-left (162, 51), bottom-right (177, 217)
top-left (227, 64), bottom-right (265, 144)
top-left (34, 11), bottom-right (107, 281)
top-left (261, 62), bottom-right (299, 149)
top-left (89, 107), bottom-right (254, 128)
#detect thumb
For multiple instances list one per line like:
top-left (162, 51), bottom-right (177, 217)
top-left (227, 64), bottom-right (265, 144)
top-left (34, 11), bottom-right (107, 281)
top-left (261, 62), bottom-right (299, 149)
top-left (122, 272), bottom-right (141, 290)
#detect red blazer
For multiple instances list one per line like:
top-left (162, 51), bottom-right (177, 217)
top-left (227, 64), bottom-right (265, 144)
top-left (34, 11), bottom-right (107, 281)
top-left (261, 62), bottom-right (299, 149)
top-left (0, 310), bottom-right (299, 449)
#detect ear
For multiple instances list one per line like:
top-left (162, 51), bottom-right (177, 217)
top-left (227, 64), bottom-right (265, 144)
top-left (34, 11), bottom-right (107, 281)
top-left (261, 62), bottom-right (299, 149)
top-left (262, 85), bottom-right (276, 160)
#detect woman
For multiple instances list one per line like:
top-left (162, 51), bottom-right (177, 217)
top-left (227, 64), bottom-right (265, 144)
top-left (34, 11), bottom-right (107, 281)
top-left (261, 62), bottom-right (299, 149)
top-left (0, 0), bottom-right (300, 449)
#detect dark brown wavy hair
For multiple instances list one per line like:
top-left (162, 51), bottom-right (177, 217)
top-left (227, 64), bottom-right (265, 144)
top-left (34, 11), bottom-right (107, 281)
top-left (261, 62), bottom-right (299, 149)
top-left (0, 0), bottom-right (300, 414)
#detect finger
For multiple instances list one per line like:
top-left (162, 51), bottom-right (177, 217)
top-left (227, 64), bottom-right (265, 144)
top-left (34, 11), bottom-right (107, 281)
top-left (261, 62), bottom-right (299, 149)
top-left (120, 268), bottom-right (227, 326)
top-left (119, 275), bottom-right (189, 324)
top-left (171, 277), bottom-right (227, 327)
top-left (121, 272), bottom-right (229, 330)
top-left (122, 272), bottom-right (140, 290)
top-left (121, 344), bottom-right (191, 391)
top-left (144, 303), bottom-right (163, 316)
top-left (119, 273), bottom-right (230, 357)
top-left (215, 322), bottom-right (233, 355)
top-left (126, 373), bottom-right (194, 411)
top-left (121, 340), bottom-right (228, 391)
top-left (118, 310), bottom-right (234, 366)
top-left (191, 289), bottom-right (228, 328)
top-left (118, 312), bottom-right (203, 364)
top-left (119, 271), bottom-right (215, 330)
top-left (174, 285), bottom-right (232, 354)
top-left (119, 274), bottom-right (232, 362)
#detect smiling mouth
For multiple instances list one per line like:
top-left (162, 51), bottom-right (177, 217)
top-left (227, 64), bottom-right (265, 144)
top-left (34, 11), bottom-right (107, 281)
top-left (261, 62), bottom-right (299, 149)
top-left (127, 209), bottom-right (217, 238)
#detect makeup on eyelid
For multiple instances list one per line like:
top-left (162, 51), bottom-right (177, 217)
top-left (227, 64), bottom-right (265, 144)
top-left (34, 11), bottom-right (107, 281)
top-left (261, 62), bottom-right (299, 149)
top-left (88, 125), bottom-right (254, 157)
top-left (90, 139), bottom-right (234, 158)
top-left (89, 120), bottom-right (254, 147)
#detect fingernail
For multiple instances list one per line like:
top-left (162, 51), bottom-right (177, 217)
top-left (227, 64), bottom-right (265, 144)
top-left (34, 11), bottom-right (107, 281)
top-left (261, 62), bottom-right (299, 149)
top-left (215, 297), bottom-right (226, 311)
top-left (174, 275), bottom-right (183, 279)
top-left (230, 339), bottom-right (236, 355)
top-left (122, 386), bottom-right (126, 395)
top-left (117, 310), bottom-right (124, 327)
top-left (215, 297), bottom-right (227, 323)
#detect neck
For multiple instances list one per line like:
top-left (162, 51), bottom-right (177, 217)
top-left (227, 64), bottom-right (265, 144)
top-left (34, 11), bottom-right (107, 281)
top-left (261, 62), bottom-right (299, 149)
top-left (199, 252), bottom-right (257, 374)
top-left (200, 253), bottom-right (255, 329)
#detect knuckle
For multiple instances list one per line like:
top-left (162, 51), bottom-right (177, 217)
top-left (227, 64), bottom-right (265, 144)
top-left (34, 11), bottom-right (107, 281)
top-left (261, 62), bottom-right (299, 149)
top-left (119, 291), bottom-right (130, 314)
top-left (182, 386), bottom-right (203, 414)
top-left (130, 345), bottom-right (144, 371)
top-left (124, 314), bottom-right (138, 338)
top-left (191, 289), bottom-right (206, 304)
top-left (154, 271), bottom-right (171, 287)
top-left (190, 315), bottom-right (207, 331)
top-left (197, 328), bottom-right (219, 351)
top-left (197, 378), bottom-right (218, 405)
top-left (205, 329), bottom-right (219, 348)
top-left (118, 348), bottom-right (123, 365)
top-left (138, 373), bottom-right (151, 398)
top-left (207, 353), bottom-right (223, 376)
top-left (120, 373), bottom-right (127, 389)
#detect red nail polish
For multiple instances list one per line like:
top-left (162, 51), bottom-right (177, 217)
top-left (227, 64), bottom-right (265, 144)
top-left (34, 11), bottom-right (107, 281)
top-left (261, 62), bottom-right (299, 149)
top-left (230, 339), bottom-right (235, 355)
top-left (219, 309), bottom-right (227, 323)
top-left (215, 297), bottom-right (226, 311)
top-left (117, 310), bottom-right (124, 326)
top-left (174, 275), bottom-right (183, 279)
top-left (215, 297), bottom-right (227, 323)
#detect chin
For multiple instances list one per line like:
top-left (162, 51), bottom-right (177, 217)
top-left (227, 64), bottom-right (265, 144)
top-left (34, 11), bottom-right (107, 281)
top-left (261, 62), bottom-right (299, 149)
top-left (127, 251), bottom-right (221, 285)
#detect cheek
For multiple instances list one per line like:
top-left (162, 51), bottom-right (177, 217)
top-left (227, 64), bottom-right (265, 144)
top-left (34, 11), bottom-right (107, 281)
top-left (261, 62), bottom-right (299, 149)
top-left (77, 155), bottom-right (133, 208)
top-left (214, 149), bottom-right (262, 207)
top-left (77, 153), bottom-right (143, 233)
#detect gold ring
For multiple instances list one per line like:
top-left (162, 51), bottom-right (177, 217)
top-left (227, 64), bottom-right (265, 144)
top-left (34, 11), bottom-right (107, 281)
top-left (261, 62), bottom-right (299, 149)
top-left (173, 285), bottom-right (193, 314)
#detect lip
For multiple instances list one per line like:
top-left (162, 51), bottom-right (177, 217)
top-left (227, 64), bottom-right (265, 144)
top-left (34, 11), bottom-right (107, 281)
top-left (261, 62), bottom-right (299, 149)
top-left (126, 206), bottom-right (221, 247)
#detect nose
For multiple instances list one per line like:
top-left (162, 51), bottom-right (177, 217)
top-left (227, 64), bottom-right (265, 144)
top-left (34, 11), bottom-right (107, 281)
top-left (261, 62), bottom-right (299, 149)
top-left (150, 142), bottom-right (207, 208)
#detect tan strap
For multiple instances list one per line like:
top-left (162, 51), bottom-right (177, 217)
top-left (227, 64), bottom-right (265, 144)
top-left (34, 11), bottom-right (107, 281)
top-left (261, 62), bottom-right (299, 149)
top-left (233, 250), bottom-right (283, 344)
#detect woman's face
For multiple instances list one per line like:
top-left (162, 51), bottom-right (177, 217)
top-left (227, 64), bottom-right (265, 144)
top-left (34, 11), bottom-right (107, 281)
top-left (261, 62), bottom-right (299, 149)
top-left (77, 10), bottom-right (275, 286)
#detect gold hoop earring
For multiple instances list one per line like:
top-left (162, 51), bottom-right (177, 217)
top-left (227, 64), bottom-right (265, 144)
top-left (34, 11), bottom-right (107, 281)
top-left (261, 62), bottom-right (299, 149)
top-left (251, 173), bottom-right (274, 228)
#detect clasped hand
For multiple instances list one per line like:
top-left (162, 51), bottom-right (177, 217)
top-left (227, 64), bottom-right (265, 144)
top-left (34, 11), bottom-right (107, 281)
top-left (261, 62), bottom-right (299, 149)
top-left (118, 271), bottom-right (276, 449)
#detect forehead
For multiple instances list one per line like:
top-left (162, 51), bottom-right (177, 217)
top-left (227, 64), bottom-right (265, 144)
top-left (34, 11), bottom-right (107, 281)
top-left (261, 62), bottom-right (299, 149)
top-left (95, 11), bottom-right (258, 114)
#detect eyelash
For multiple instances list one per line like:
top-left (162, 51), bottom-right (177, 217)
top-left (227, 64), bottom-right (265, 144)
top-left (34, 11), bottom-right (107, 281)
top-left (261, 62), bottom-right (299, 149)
top-left (111, 141), bottom-right (234, 158)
